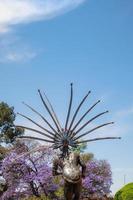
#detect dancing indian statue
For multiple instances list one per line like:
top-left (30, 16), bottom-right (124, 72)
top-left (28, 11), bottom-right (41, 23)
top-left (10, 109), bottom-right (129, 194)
top-left (16, 83), bottom-right (121, 199)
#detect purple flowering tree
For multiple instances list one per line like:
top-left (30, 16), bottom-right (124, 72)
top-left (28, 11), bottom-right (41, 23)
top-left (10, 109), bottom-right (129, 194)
top-left (1, 142), bottom-right (59, 200)
top-left (1, 141), bottom-right (113, 199)
top-left (82, 159), bottom-right (112, 198)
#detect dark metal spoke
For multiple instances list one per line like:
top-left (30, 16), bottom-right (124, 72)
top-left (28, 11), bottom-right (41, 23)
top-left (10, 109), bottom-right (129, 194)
top-left (72, 110), bottom-right (109, 138)
top-left (43, 92), bottom-right (62, 131)
top-left (53, 143), bottom-right (63, 149)
top-left (22, 102), bottom-right (58, 134)
top-left (65, 83), bottom-right (73, 131)
top-left (68, 91), bottom-right (91, 132)
top-left (71, 100), bottom-right (100, 133)
top-left (17, 112), bottom-right (55, 137)
top-left (16, 125), bottom-right (54, 140)
top-left (76, 137), bottom-right (121, 144)
top-left (73, 122), bottom-right (114, 141)
top-left (38, 89), bottom-right (60, 132)
top-left (18, 136), bottom-right (54, 143)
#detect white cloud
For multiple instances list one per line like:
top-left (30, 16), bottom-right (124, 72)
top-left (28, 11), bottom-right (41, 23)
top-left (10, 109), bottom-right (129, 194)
top-left (0, 0), bottom-right (86, 62)
top-left (114, 107), bottom-right (133, 118)
top-left (0, 36), bottom-right (37, 63)
top-left (4, 51), bottom-right (36, 62)
top-left (0, 47), bottom-right (37, 63)
top-left (0, 0), bottom-right (86, 33)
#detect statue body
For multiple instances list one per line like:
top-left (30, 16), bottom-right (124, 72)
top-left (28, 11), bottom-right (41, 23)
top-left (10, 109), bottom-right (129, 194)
top-left (52, 152), bottom-right (86, 200)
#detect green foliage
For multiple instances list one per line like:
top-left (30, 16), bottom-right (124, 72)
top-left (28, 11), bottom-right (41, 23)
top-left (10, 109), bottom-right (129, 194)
top-left (53, 175), bottom-right (62, 184)
top-left (71, 142), bottom-right (87, 153)
top-left (0, 102), bottom-right (24, 145)
top-left (0, 178), bottom-right (7, 198)
top-left (71, 143), bottom-right (94, 163)
top-left (55, 186), bottom-right (64, 199)
top-left (114, 183), bottom-right (133, 200)
top-left (81, 152), bottom-right (94, 163)
top-left (22, 195), bottom-right (51, 200)
top-left (0, 102), bottom-right (15, 126)
top-left (0, 146), bottom-right (9, 160)
top-left (53, 176), bottom-right (64, 199)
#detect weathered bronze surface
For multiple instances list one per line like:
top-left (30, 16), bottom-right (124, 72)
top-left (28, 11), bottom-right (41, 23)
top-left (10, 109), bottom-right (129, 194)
top-left (52, 152), bottom-right (86, 200)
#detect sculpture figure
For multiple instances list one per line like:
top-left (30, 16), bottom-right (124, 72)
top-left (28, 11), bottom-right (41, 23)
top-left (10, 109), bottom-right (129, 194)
top-left (53, 150), bottom-right (86, 200)
top-left (16, 84), bottom-right (121, 199)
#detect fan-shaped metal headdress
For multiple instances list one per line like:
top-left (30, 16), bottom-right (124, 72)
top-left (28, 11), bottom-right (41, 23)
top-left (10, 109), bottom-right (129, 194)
top-left (17, 84), bottom-right (121, 157)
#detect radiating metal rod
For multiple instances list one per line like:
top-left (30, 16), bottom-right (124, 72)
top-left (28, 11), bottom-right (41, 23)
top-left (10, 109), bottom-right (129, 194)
top-left (16, 125), bottom-right (54, 140)
top-left (17, 112), bottom-right (55, 137)
top-left (76, 136), bottom-right (121, 144)
top-left (18, 136), bottom-right (54, 143)
top-left (65, 83), bottom-right (73, 130)
top-left (22, 102), bottom-right (59, 135)
top-left (43, 92), bottom-right (62, 131)
top-left (73, 122), bottom-right (114, 141)
top-left (68, 90), bottom-right (91, 132)
top-left (53, 143), bottom-right (63, 149)
top-left (38, 89), bottom-right (60, 132)
top-left (72, 111), bottom-right (109, 138)
top-left (71, 100), bottom-right (100, 133)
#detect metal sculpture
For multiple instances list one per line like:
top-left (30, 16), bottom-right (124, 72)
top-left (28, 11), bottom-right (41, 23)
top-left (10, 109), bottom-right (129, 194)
top-left (17, 84), bottom-right (120, 154)
top-left (17, 84), bottom-right (121, 200)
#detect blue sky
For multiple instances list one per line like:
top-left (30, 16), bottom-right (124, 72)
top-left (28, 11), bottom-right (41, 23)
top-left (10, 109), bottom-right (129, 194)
top-left (0, 0), bottom-right (133, 194)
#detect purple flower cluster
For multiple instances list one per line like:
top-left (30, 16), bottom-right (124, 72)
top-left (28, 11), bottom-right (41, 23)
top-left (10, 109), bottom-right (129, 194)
top-left (82, 160), bottom-right (112, 197)
top-left (1, 144), bottom-right (59, 199)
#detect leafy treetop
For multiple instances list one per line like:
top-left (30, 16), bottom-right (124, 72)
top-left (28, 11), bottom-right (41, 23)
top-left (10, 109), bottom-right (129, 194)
top-left (0, 102), bottom-right (24, 145)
